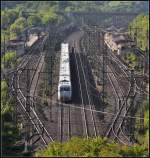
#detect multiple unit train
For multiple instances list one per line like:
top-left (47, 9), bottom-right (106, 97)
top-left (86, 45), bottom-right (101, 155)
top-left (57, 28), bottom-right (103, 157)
top-left (58, 43), bottom-right (72, 102)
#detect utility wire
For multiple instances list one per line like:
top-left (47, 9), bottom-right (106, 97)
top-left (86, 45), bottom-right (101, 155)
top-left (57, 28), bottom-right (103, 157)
top-left (29, 95), bottom-right (149, 121)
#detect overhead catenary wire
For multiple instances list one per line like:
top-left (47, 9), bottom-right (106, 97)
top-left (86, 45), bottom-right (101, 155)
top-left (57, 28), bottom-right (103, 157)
top-left (30, 95), bottom-right (149, 121)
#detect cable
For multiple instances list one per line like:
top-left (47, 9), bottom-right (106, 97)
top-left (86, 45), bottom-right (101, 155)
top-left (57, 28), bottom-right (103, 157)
top-left (30, 95), bottom-right (149, 121)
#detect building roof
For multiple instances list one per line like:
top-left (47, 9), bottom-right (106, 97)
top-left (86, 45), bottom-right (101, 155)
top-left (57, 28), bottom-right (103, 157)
top-left (110, 34), bottom-right (133, 45)
top-left (112, 34), bottom-right (125, 41)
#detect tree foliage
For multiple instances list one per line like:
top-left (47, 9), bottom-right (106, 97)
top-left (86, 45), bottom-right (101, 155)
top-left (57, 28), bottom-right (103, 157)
top-left (1, 9), bottom-right (19, 29)
top-left (35, 137), bottom-right (149, 157)
top-left (1, 2), bottom-right (59, 42)
top-left (1, 79), bottom-right (13, 116)
top-left (1, 80), bottom-right (9, 109)
top-left (1, 1), bottom-right (149, 43)
top-left (1, 79), bottom-right (20, 156)
top-left (2, 51), bottom-right (17, 68)
top-left (133, 98), bottom-right (149, 155)
top-left (142, 100), bottom-right (149, 130)
top-left (124, 52), bottom-right (138, 68)
top-left (128, 14), bottom-right (149, 51)
top-left (27, 15), bottom-right (42, 26)
top-left (10, 17), bottom-right (27, 36)
top-left (120, 144), bottom-right (148, 157)
top-left (2, 1), bottom-right (149, 13)
top-left (39, 8), bottom-right (58, 25)
top-left (1, 80), bottom-right (13, 119)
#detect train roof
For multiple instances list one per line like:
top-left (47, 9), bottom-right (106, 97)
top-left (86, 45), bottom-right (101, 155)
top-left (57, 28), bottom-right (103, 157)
top-left (59, 43), bottom-right (71, 84)
top-left (61, 43), bottom-right (69, 53)
top-left (60, 64), bottom-right (70, 76)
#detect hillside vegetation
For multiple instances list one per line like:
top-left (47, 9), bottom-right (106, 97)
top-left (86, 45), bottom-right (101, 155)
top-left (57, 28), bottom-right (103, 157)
top-left (1, 1), bottom-right (149, 13)
top-left (1, 80), bottom-right (20, 156)
top-left (1, 1), bottom-right (148, 42)
top-left (128, 14), bottom-right (149, 51)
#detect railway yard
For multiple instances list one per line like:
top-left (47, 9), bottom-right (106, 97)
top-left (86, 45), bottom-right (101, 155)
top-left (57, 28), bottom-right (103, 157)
top-left (3, 22), bottom-right (149, 155)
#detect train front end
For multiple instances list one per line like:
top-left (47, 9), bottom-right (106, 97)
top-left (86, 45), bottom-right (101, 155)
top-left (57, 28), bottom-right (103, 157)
top-left (58, 82), bottom-right (72, 102)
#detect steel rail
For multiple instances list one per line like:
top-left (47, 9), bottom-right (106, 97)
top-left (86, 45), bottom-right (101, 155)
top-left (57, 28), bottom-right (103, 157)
top-left (77, 46), bottom-right (97, 137)
top-left (74, 44), bottom-right (88, 138)
top-left (17, 59), bottom-right (54, 142)
top-left (108, 65), bottom-right (131, 143)
top-left (12, 72), bottom-right (48, 145)
top-left (11, 36), bottom-right (54, 147)
top-left (103, 58), bottom-right (131, 145)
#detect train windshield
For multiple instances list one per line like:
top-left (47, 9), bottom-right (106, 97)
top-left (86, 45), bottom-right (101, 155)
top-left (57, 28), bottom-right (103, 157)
top-left (60, 86), bottom-right (70, 92)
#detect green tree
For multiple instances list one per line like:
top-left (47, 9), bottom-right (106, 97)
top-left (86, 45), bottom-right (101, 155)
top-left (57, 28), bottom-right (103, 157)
top-left (121, 144), bottom-right (148, 157)
top-left (124, 52), bottom-right (138, 68)
top-left (1, 10), bottom-right (9, 29)
top-left (39, 8), bottom-right (58, 25)
top-left (35, 142), bottom-right (62, 157)
top-left (99, 143), bottom-right (122, 157)
top-left (1, 79), bottom-right (20, 156)
top-left (2, 51), bottom-right (17, 68)
top-left (1, 80), bottom-right (8, 109)
top-left (10, 17), bottom-right (27, 36)
top-left (1, 9), bottom-right (18, 29)
top-left (1, 80), bottom-right (12, 116)
top-left (27, 15), bottom-right (42, 26)
top-left (35, 136), bottom-right (149, 157)
top-left (128, 14), bottom-right (149, 51)
top-left (142, 100), bottom-right (149, 130)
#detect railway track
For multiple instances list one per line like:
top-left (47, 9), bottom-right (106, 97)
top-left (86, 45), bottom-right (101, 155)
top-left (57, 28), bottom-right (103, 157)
top-left (58, 101), bottom-right (72, 142)
top-left (102, 56), bottom-right (133, 145)
top-left (81, 52), bottom-right (132, 144)
top-left (55, 50), bottom-right (71, 142)
top-left (18, 62), bottom-right (53, 147)
top-left (58, 31), bottom-right (98, 141)
top-left (80, 36), bottom-right (132, 144)
top-left (74, 41), bottom-right (97, 138)
top-left (108, 58), bottom-right (130, 96)
top-left (30, 54), bottom-right (45, 110)
top-left (58, 55), bottom-right (82, 142)
top-left (79, 32), bottom-right (137, 145)
top-left (57, 31), bottom-right (84, 142)
top-left (6, 35), bottom-right (45, 81)
top-left (108, 49), bottom-right (147, 95)
top-left (10, 35), bottom-right (54, 150)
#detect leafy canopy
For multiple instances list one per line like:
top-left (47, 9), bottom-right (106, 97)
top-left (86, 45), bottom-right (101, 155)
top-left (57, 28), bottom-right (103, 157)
top-left (35, 136), bottom-right (149, 157)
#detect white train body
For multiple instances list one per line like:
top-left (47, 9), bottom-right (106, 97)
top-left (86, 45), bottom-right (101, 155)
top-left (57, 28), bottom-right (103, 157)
top-left (58, 43), bottom-right (72, 102)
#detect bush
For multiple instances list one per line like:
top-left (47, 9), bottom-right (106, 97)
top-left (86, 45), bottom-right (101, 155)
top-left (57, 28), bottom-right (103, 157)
top-left (128, 14), bottom-right (149, 51)
top-left (27, 15), bottom-right (42, 26)
top-left (10, 17), bottom-right (27, 36)
top-left (2, 51), bottom-right (17, 68)
top-left (35, 136), bottom-right (149, 157)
